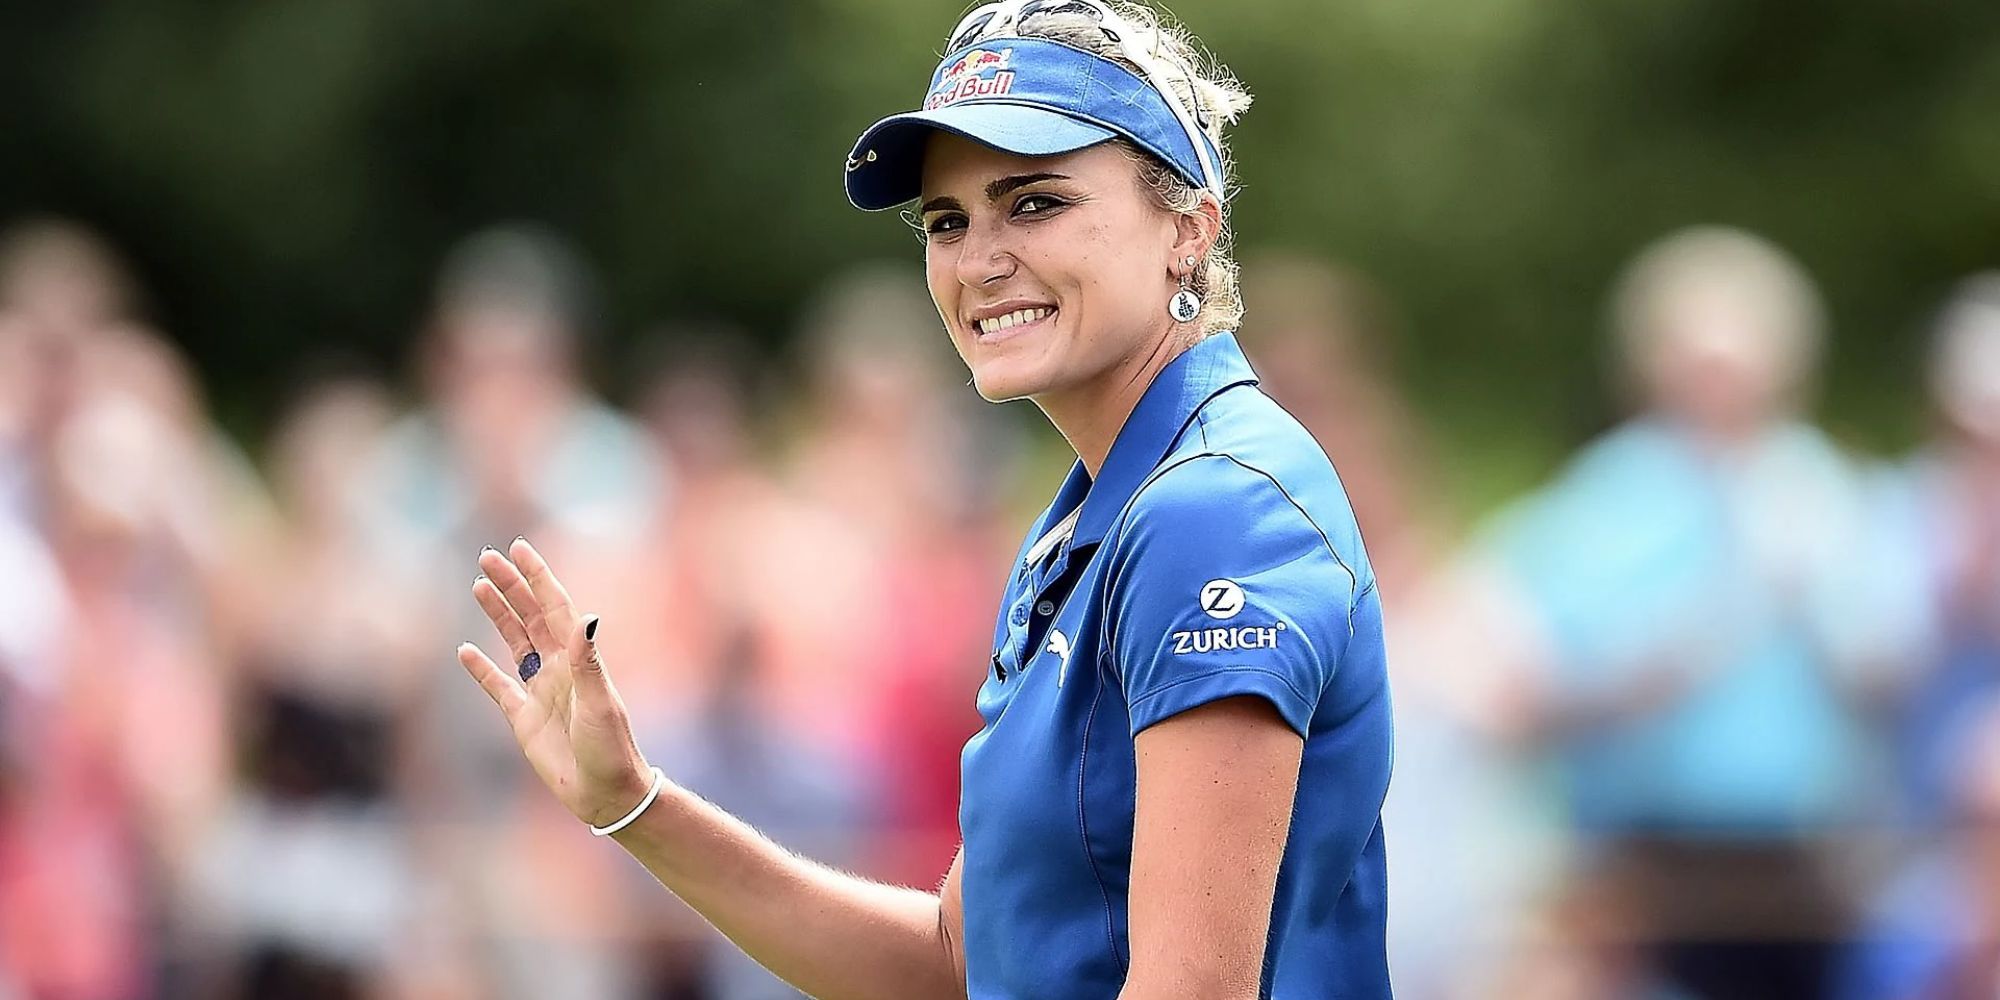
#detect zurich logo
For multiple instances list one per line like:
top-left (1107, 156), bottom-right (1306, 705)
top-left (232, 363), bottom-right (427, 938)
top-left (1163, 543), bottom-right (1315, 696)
top-left (1200, 579), bottom-right (1245, 620)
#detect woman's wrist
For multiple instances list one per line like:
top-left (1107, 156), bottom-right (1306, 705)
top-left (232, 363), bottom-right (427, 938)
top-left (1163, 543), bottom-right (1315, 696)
top-left (591, 766), bottom-right (668, 837)
top-left (587, 761), bottom-right (660, 829)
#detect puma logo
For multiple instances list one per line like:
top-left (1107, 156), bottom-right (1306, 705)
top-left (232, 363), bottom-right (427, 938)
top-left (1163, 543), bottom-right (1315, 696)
top-left (1047, 629), bottom-right (1071, 686)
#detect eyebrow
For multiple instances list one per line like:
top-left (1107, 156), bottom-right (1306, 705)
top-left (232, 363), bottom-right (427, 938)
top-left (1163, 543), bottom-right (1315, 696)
top-left (987, 172), bottom-right (1068, 200)
top-left (918, 172), bottom-right (1072, 215)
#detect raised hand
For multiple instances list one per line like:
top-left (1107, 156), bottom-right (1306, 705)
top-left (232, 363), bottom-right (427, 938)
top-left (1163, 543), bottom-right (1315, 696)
top-left (459, 537), bottom-right (653, 828)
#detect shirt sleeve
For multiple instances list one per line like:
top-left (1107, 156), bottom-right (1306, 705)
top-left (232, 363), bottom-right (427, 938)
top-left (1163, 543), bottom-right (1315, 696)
top-left (1102, 454), bottom-right (1360, 738)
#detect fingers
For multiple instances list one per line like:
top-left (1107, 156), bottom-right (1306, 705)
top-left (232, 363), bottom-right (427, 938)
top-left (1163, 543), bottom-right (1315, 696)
top-left (567, 612), bottom-right (613, 711)
top-left (471, 575), bottom-right (535, 662)
top-left (509, 537), bottom-right (578, 637)
top-left (478, 545), bottom-right (560, 654)
top-left (458, 642), bottom-right (530, 720)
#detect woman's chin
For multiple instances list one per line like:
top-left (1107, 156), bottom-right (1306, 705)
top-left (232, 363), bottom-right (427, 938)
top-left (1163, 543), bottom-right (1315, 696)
top-left (968, 363), bottom-right (1046, 403)
top-left (969, 373), bottom-right (1030, 403)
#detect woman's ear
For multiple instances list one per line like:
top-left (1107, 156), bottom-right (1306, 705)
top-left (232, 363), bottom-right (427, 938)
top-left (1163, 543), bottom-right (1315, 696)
top-left (1170, 195), bottom-right (1223, 277)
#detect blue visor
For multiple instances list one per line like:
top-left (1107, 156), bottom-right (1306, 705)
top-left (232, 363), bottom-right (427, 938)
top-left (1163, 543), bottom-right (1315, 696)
top-left (844, 37), bottom-right (1221, 211)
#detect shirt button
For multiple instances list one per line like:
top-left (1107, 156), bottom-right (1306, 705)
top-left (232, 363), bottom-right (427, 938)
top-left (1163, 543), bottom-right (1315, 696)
top-left (1036, 600), bottom-right (1056, 616)
top-left (1010, 604), bottom-right (1030, 626)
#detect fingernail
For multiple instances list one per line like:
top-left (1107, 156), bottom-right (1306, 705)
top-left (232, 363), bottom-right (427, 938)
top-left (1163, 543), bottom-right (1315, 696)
top-left (513, 534), bottom-right (527, 544)
top-left (584, 616), bottom-right (600, 642)
top-left (473, 574), bottom-right (486, 586)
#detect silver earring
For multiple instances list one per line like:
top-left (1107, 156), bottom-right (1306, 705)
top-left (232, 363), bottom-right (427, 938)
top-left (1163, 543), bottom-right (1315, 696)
top-left (1168, 257), bottom-right (1202, 323)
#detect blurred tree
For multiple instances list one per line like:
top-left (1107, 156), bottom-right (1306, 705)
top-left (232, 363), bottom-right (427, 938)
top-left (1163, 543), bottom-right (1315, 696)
top-left (4, 0), bottom-right (1997, 508)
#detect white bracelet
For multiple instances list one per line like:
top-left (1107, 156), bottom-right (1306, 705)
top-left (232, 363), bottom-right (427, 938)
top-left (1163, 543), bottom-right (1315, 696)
top-left (590, 765), bottom-right (667, 837)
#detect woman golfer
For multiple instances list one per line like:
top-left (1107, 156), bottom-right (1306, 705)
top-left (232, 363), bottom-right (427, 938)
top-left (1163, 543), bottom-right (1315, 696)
top-left (459, 2), bottom-right (1393, 996)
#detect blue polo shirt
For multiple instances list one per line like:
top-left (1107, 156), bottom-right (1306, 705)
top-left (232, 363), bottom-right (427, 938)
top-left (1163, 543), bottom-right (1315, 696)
top-left (958, 333), bottom-right (1394, 999)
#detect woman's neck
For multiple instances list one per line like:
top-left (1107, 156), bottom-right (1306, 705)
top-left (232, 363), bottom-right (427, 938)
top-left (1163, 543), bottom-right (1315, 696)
top-left (1034, 330), bottom-right (1187, 478)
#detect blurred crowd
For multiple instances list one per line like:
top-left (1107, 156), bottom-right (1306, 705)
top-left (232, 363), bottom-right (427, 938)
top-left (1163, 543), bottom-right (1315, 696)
top-left (0, 216), bottom-right (1996, 1000)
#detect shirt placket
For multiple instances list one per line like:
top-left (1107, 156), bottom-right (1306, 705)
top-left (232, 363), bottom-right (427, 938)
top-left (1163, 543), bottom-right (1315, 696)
top-left (995, 541), bottom-right (1074, 682)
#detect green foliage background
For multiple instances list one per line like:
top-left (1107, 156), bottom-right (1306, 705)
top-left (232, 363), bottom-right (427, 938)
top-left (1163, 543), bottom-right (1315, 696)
top-left (6, 0), bottom-right (1999, 513)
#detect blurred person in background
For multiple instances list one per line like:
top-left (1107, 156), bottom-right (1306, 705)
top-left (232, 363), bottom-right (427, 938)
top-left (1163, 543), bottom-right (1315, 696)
top-left (0, 219), bottom-right (140, 523)
top-left (605, 338), bottom-right (880, 999)
top-left (636, 623), bottom-right (876, 1000)
top-left (185, 373), bottom-right (431, 1000)
top-left (0, 218), bottom-right (269, 999)
top-left (0, 444), bottom-right (74, 1000)
top-left (1234, 251), bottom-right (1441, 600)
top-left (780, 264), bottom-right (1007, 886)
top-left (1484, 856), bottom-right (1694, 1000)
top-left (1236, 251), bottom-right (1502, 999)
top-left (1470, 226), bottom-right (1918, 1000)
top-left (1232, 252), bottom-right (1562, 998)
top-left (1841, 694), bottom-right (2000, 999)
top-left (1380, 537), bottom-right (1577, 1000)
top-left (1881, 274), bottom-right (2000, 823)
top-left (364, 223), bottom-right (665, 554)
top-left (608, 336), bottom-right (775, 726)
top-left (369, 224), bottom-right (665, 999)
top-left (0, 223), bottom-right (84, 739)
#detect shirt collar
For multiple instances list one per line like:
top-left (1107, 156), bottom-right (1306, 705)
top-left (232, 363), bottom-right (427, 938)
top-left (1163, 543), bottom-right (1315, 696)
top-left (1055, 332), bottom-right (1259, 551)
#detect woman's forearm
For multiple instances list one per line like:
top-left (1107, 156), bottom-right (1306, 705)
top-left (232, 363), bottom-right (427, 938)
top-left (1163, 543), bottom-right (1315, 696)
top-left (610, 782), bottom-right (964, 1000)
top-left (458, 544), bottom-right (962, 996)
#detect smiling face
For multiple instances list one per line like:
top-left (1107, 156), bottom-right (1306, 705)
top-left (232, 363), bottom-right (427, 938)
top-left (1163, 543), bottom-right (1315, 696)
top-left (917, 134), bottom-right (1188, 404)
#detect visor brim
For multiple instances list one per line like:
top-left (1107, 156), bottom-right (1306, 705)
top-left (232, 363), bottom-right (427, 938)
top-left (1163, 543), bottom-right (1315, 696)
top-left (844, 103), bottom-right (1118, 211)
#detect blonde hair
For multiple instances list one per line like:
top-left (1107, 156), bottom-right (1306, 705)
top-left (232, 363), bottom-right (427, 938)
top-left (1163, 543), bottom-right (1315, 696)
top-left (1930, 272), bottom-right (2000, 436)
top-left (1607, 225), bottom-right (1825, 397)
top-left (1015, 3), bottom-right (1253, 339)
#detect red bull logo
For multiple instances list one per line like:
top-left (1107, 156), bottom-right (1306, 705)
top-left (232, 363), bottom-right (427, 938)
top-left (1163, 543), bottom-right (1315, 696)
top-left (938, 48), bottom-right (1013, 84)
top-left (926, 47), bottom-right (1016, 109)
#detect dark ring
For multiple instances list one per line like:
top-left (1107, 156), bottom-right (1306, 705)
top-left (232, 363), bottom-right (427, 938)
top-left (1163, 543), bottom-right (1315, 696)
top-left (517, 650), bottom-right (542, 682)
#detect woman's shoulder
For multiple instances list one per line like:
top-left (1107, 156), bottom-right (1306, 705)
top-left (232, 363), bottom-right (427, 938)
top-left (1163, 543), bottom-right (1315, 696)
top-left (1163, 384), bottom-right (1346, 482)
top-left (1111, 387), bottom-right (1373, 592)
